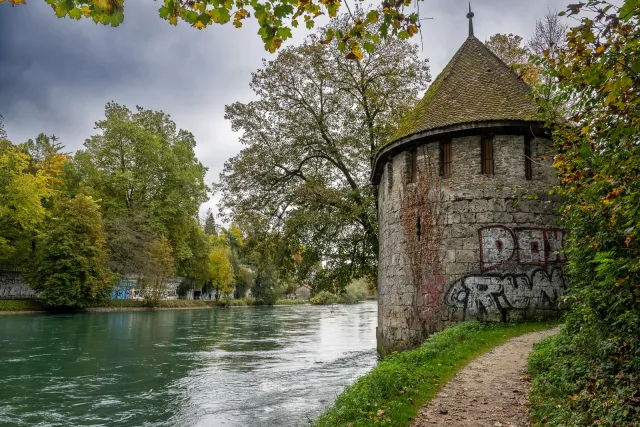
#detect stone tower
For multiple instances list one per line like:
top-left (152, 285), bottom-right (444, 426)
top-left (372, 8), bottom-right (565, 355)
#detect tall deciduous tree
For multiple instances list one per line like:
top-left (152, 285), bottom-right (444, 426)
top-left (74, 102), bottom-right (209, 275)
top-left (143, 235), bottom-right (175, 304)
top-left (0, 137), bottom-right (68, 265)
top-left (485, 33), bottom-right (540, 85)
top-left (29, 195), bottom-right (114, 308)
top-left (217, 15), bottom-right (430, 290)
top-left (208, 246), bottom-right (234, 303)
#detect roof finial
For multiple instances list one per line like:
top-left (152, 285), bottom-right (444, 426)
top-left (466, 2), bottom-right (475, 37)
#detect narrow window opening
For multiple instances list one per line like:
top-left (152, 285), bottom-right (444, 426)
top-left (416, 215), bottom-right (422, 241)
top-left (440, 140), bottom-right (452, 177)
top-left (387, 162), bottom-right (393, 192)
top-left (410, 148), bottom-right (418, 183)
top-left (481, 136), bottom-right (494, 176)
top-left (524, 136), bottom-right (533, 180)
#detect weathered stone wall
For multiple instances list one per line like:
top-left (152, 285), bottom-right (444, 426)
top-left (377, 134), bottom-right (564, 354)
top-left (0, 270), bottom-right (38, 299)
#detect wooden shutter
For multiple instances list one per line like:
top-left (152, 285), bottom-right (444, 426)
top-left (481, 136), bottom-right (494, 175)
top-left (410, 149), bottom-right (418, 183)
top-left (524, 136), bottom-right (533, 180)
top-left (440, 140), bottom-right (452, 177)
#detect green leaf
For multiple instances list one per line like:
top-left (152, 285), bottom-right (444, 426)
top-left (273, 4), bottom-right (293, 18)
top-left (366, 10), bottom-right (379, 23)
top-left (363, 41), bottom-right (375, 53)
top-left (211, 8), bottom-right (231, 24)
top-left (306, 20), bottom-right (314, 30)
top-left (277, 27), bottom-right (292, 39)
top-left (159, 6), bottom-right (170, 19)
top-left (68, 7), bottom-right (82, 20)
top-left (185, 10), bottom-right (199, 23)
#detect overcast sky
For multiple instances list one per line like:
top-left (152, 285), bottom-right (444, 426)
top-left (0, 0), bottom-right (570, 218)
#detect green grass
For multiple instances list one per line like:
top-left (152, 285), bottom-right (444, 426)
top-left (0, 299), bottom-right (44, 311)
top-left (314, 321), bottom-right (558, 427)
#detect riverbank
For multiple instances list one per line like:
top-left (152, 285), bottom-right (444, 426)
top-left (313, 320), bottom-right (560, 427)
top-left (0, 298), bottom-right (313, 314)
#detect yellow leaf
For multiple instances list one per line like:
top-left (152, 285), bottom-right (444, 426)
top-left (169, 15), bottom-right (178, 25)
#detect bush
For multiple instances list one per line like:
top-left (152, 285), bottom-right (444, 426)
top-left (338, 279), bottom-right (369, 304)
top-left (528, 329), bottom-right (640, 426)
top-left (310, 291), bottom-right (339, 305)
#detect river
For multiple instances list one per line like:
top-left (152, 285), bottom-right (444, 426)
top-left (0, 301), bottom-right (378, 426)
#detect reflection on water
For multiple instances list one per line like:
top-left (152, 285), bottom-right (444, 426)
top-left (0, 302), bottom-right (378, 426)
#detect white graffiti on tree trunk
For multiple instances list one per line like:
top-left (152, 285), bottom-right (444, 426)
top-left (445, 267), bottom-right (566, 319)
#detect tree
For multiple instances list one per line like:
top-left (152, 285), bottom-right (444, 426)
top-left (0, 114), bottom-right (6, 140)
top-left (485, 33), bottom-right (540, 85)
top-left (528, 1), bottom-right (640, 425)
top-left (0, 138), bottom-right (67, 265)
top-left (8, 2), bottom-right (423, 59)
top-left (528, 8), bottom-right (568, 58)
top-left (208, 246), bottom-right (234, 303)
top-left (142, 235), bottom-right (175, 304)
top-left (235, 265), bottom-right (255, 299)
top-left (28, 195), bottom-right (114, 308)
top-left (74, 102), bottom-right (209, 275)
top-left (217, 15), bottom-right (430, 290)
top-left (203, 208), bottom-right (217, 235)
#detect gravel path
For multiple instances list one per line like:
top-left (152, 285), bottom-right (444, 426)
top-left (413, 328), bottom-right (558, 427)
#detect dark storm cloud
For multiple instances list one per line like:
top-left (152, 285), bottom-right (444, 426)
top-left (0, 0), bottom-right (571, 215)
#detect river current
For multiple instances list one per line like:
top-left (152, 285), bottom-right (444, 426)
top-left (0, 301), bottom-right (378, 426)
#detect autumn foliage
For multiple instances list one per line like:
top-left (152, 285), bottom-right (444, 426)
top-left (528, 1), bottom-right (640, 425)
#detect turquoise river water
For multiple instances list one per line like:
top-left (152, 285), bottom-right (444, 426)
top-left (0, 301), bottom-right (378, 426)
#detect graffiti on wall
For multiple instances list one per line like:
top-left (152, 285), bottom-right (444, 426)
top-left (445, 267), bottom-right (566, 319)
top-left (443, 225), bottom-right (568, 319)
top-left (0, 271), bottom-right (38, 299)
top-left (110, 278), bottom-right (183, 300)
top-left (110, 280), bottom-right (136, 300)
top-left (479, 226), bottom-right (567, 270)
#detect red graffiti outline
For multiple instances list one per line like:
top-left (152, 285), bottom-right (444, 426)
top-left (479, 225), bottom-right (516, 271)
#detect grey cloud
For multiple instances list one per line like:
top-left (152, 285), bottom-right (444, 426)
top-left (0, 0), bottom-right (572, 217)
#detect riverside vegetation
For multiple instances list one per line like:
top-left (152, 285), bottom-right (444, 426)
top-left (313, 321), bottom-right (557, 427)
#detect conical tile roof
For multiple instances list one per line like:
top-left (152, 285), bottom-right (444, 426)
top-left (387, 35), bottom-right (539, 147)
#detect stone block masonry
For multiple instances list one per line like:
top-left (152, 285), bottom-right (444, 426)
top-left (377, 134), bottom-right (563, 354)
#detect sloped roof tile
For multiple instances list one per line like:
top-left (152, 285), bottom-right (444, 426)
top-left (387, 36), bottom-right (539, 147)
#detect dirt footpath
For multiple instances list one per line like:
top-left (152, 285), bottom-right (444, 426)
top-left (413, 328), bottom-right (558, 427)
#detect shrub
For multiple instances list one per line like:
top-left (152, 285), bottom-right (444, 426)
top-left (310, 291), bottom-right (339, 305)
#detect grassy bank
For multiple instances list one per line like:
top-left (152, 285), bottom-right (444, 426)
top-left (314, 321), bottom-right (558, 427)
top-left (0, 299), bottom-right (44, 312)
